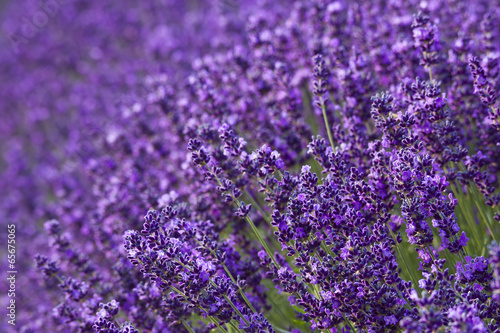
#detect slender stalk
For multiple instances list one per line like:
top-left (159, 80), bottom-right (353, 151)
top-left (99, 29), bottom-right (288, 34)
top-left (170, 286), bottom-right (229, 333)
top-left (244, 189), bottom-right (272, 224)
top-left (388, 228), bottom-right (420, 288)
top-left (449, 182), bottom-right (482, 252)
top-left (321, 241), bottom-right (336, 259)
top-left (453, 162), bottom-right (499, 243)
top-left (274, 327), bottom-right (294, 333)
top-left (210, 171), bottom-right (281, 269)
top-left (139, 255), bottom-right (227, 333)
top-left (181, 320), bottom-right (196, 333)
top-left (426, 246), bottom-right (465, 302)
top-left (228, 320), bottom-right (245, 333)
top-left (222, 263), bottom-right (258, 314)
top-left (319, 92), bottom-right (335, 150)
top-left (194, 238), bottom-right (258, 314)
top-left (176, 259), bottom-right (253, 325)
top-left (243, 189), bottom-right (283, 253)
top-left (469, 185), bottom-right (499, 243)
top-left (222, 294), bottom-right (249, 325)
top-left (244, 214), bottom-right (280, 268)
top-left (210, 319), bottom-right (230, 333)
top-left (342, 314), bottom-right (356, 332)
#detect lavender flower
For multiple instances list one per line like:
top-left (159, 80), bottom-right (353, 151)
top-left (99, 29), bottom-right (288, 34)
top-left (5, 0), bottom-right (500, 332)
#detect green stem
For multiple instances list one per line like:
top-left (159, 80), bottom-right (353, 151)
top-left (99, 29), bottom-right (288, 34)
top-left (176, 264), bottom-right (250, 326)
top-left (245, 213), bottom-right (280, 268)
top-left (274, 327), bottom-right (294, 333)
top-left (170, 286), bottom-right (228, 333)
top-left (222, 294), bottom-right (249, 325)
top-left (453, 162), bottom-right (499, 244)
top-left (210, 319), bottom-right (229, 333)
top-left (449, 181), bottom-right (482, 252)
top-left (210, 169), bottom-right (281, 269)
top-left (321, 241), bottom-right (336, 259)
top-left (175, 258), bottom-right (255, 322)
top-left (388, 228), bottom-right (419, 288)
top-left (181, 320), bottom-right (196, 333)
top-left (342, 314), bottom-right (357, 333)
top-left (243, 189), bottom-right (283, 253)
top-left (222, 263), bottom-right (258, 314)
top-left (427, 246), bottom-right (465, 302)
top-left (194, 238), bottom-right (258, 314)
top-left (320, 94), bottom-right (335, 150)
top-left (244, 189), bottom-right (272, 224)
top-left (469, 185), bottom-right (499, 243)
top-left (228, 319), bottom-right (245, 333)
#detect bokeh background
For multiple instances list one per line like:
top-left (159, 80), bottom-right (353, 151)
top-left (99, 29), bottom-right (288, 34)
top-left (0, 1), bottom-right (285, 331)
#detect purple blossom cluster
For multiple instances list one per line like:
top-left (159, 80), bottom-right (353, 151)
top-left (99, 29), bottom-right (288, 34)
top-left (2, 0), bottom-right (500, 332)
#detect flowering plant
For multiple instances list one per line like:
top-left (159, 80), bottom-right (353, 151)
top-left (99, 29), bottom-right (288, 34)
top-left (3, 0), bottom-right (500, 332)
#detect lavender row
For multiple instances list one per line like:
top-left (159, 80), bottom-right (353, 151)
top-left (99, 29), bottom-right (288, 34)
top-left (2, 0), bottom-right (500, 332)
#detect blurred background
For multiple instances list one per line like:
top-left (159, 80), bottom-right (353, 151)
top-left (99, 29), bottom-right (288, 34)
top-left (0, 1), bottom-right (280, 331)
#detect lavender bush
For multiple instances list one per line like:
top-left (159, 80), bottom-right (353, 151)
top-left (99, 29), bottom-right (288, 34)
top-left (2, 0), bottom-right (500, 332)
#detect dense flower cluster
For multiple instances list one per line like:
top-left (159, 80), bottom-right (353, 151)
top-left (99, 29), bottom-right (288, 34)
top-left (3, 0), bottom-right (500, 332)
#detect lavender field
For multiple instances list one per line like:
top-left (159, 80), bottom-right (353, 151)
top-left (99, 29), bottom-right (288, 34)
top-left (1, 0), bottom-right (500, 332)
